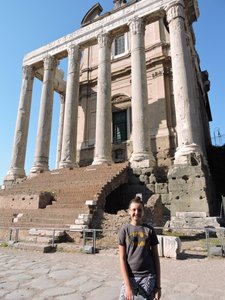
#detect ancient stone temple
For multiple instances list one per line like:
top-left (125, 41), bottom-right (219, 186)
top-left (4, 0), bottom-right (215, 217)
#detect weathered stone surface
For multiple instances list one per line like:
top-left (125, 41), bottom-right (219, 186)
top-left (158, 235), bottom-right (181, 259)
top-left (145, 194), bottom-right (163, 227)
top-left (0, 193), bottom-right (52, 209)
top-left (155, 183), bottom-right (168, 194)
top-left (176, 212), bottom-right (207, 218)
top-left (168, 165), bottom-right (209, 216)
top-left (167, 216), bottom-right (220, 236)
top-left (70, 224), bottom-right (88, 231)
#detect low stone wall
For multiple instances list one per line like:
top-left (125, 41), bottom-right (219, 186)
top-left (0, 193), bottom-right (52, 209)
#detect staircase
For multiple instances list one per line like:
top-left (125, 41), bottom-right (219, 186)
top-left (0, 163), bottom-right (129, 232)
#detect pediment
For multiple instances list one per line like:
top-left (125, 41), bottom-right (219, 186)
top-left (81, 3), bottom-right (103, 27)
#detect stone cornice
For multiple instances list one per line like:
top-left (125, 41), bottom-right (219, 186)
top-left (23, 0), bottom-right (174, 67)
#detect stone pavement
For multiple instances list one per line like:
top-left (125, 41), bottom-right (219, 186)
top-left (0, 247), bottom-right (224, 300)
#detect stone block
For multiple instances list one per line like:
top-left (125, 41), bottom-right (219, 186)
top-left (155, 183), bottom-right (168, 194)
top-left (83, 245), bottom-right (94, 254)
top-left (75, 219), bottom-right (86, 225)
top-left (161, 194), bottom-right (170, 204)
top-left (158, 235), bottom-right (181, 259)
top-left (28, 228), bottom-right (64, 237)
top-left (85, 200), bottom-right (97, 206)
top-left (208, 246), bottom-right (224, 257)
top-left (78, 214), bottom-right (92, 221)
top-left (70, 224), bottom-right (88, 231)
top-left (149, 174), bottom-right (156, 184)
top-left (146, 184), bottom-right (155, 193)
top-left (163, 236), bottom-right (181, 258)
top-left (0, 193), bottom-right (52, 209)
top-left (157, 235), bottom-right (164, 257)
top-left (176, 212), bottom-right (207, 218)
top-left (139, 175), bottom-right (149, 184)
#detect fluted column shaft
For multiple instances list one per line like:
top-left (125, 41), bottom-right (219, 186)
top-left (129, 17), bottom-right (154, 167)
top-left (31, 55), bottom-right (58, 173)
top-left (166, 0), bottom-right (202, 164)
top-left (5, 65), bottom-right (34, 181)
top-left (56, 94), bottom-right (65, 168)
top-left (59, 45), bottom-right (81, 168)
top-left (92, 32), bottom-right (112, 165)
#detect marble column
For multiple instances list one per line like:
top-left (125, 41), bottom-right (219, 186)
top-left (128, 17), bottom-right (154, 167)
top-left (56, 94), bottom-right (65, 169)
top-left (59, 45), bottom-right (81, 168)
top-left (92, 32), bottom-right (113, 165)
top-left (166, 0), bottom-right (202, 164)
top-left (31, 55), bottom-right (58, 173)
top-left (5, 65), bottom-right (34, 182)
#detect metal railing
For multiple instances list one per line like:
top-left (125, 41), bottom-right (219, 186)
top-left (0, 226), bottom-right (225, 257)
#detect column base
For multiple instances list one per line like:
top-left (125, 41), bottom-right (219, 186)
top-left (92, 157), bottom-right (112, 166)
top-left (4, 167), bottom-right (26, 182)
top-left (174, 143), bottom-right (202, 165)
top-left (30, 163), bottom-right (49, 174)
top-left (59, 161), bottom-right (79, 169)
top-left (129, 152), bottom-right (155, 168)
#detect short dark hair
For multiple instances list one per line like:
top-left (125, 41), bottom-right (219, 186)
top-left (128, 196), bottom-right (144, 208)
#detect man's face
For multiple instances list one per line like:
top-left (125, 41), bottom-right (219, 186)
top-left (128, 202), bottom-right (144, 225)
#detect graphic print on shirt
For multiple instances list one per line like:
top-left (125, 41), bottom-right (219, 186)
top-left (127, 231), bottom-right (147, 247)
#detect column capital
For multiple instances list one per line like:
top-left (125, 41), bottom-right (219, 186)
top-left (43, 55), bottom-right (58, 70)
top-left (166, 0), bottom-right (185, 24)
top-left (97, 32), bottom-right (112, 49)
top-left (22, 65), bottom-right (34, 79)
top-left (67, 44), bottom-right (81, 60)
top-left (128, 17), bottom-right (145, 35)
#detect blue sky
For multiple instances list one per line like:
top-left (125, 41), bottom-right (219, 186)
top-left (0, 0), bottom-right (224, 186)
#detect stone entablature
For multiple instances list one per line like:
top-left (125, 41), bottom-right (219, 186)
top-left (23, 0), bottom-right (178, 67)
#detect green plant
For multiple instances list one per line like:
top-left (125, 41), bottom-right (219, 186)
top-left (0, 242), bottom-right (8, 248)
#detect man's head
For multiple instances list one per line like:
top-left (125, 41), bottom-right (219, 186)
top-left (128, 196), bottom-right (144, 225)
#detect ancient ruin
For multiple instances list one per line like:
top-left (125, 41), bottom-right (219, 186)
top-left (1, 0), bottom-right (218, 237)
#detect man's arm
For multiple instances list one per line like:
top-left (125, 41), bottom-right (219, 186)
top-left (119, 244), bottom-right (133, 300)
top-left (152, 245), bottom-right (161, 299)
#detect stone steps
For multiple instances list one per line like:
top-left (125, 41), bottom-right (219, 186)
top-left (0, 163), bottom-right (129, 232)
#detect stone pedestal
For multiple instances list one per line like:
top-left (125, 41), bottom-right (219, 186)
top-left (168, 152), bottom-right (210, 216)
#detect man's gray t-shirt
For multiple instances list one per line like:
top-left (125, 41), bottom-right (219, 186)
top-left (119, 223), bottom-right (159, 277)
